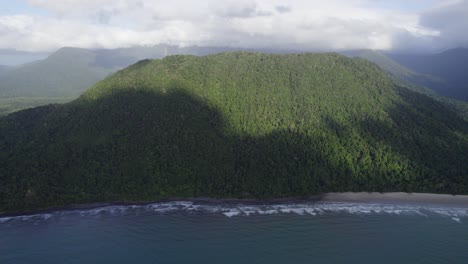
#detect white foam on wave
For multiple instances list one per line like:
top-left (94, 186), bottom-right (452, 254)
top-left (0, 213), bottom-right (53, 223)
top-left (0, 217), bottom-right (12, 223)
top-left (223, 210), bottom-right (241, 217)
top-left (1, 201), bottom-right (467, 224)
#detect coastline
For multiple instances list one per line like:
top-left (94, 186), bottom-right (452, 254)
top-left (320, 192), bottom-right (468, 206)
top-left (2, 192), bottom-right (468, 218)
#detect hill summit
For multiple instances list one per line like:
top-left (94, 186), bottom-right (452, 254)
top-left (1, 52), bottom-right (467, 212)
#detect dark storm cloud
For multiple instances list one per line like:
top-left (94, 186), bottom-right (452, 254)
top-left (420, 0), bottom-right (468, 49)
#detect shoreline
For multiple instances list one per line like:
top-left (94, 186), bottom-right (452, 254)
top-left (320, 192), bottom-right (468, 206)
top-left (2, 192), bottom-right (468, 218)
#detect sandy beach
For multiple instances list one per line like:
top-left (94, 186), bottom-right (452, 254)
top-left (320, 192), bottom-right (468, 206)
top-left (186, 192), bottom-right (468, 208)
top-left (2, 192), bottom-right (468, 218)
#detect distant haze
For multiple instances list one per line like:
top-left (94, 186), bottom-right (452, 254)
top-left (0, 49), bottom-right (49, 66)
top-left (0, 0), bottom-right (467, 53)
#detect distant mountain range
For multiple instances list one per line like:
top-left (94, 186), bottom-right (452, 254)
top-left (343, 49), bottom-right (468, 119)
top-left (389, 48), bottom-right (468, 101)
top-left (0, 48), bottom-right (116, 98)
top-left (343, 50), bottom-right (440, 88)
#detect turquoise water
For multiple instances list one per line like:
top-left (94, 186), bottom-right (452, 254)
top-left (1, 201), bottom-right (467, 264)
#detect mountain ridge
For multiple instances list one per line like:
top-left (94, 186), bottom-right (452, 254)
top-left (389, 48), bottom-right (468, 101)
top-left (344, 49), bottom-right (468, 120)
top-left (0, 47), bottom-right (114, 98)
top-left (1, 52), bottom-right (467, 212)
top-left (2, 46), bottom-right (468, 118)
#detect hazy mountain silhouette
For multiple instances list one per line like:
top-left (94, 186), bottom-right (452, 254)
top-left (389, 48), bottom-right (468, 101)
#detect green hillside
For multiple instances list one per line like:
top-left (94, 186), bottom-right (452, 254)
top-left (0, 45), bottom-right (236, 115)
top-left (0, 97), bottom-right (73, 116)
top-left (350, 50), bottom-right (448, 96)
top-left (1, 52), bottom-right (467, 212)
top-left (345, 50), bottom-right (468, 120)
top-left (0, 48), bottom-right (118, 116)
top-left (343, 50), bottom-right (415, 78)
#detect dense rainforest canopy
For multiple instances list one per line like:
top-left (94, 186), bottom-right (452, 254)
top-left (1, 52), bottom-right (467, 213)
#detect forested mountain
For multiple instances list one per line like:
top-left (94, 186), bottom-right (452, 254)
top-left (0, 97), bottom-right (73, 117)
top-left (389, 48), bottom-right (468, 101)
top-left (344, 50), bottom-right (468, 120)
top-left (0, 45), bottom-right (243, 99)
top-left (343, 50), bottom-right (412, 77)
top-left (344, 50), bottom-right (438, 85)
top-left (0, 46), bottom-right (269, 116)
top-left (1, 52), bottom-right (467, 213)
top-left (3, 45), bottom-right (467, 118)
top-left (0, 45), bottom-right (291, 115)
top-left (2, 46), bottom-right (467, 100)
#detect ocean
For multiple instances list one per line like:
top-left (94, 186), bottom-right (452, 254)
top-left (1, 201), bottom-right (467, 263)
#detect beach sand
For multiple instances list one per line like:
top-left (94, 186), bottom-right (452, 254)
top-left (2, 192), bottom-right (468, 217)
top-left (320, 192), bottom-right (468, 206)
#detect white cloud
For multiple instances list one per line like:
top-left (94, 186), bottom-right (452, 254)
top-left (0, 0), bottom-right (460, 52)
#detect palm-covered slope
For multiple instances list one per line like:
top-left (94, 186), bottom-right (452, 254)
top-left (1, 52), bottom-right (467, 212)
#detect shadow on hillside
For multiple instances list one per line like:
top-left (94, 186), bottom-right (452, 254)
top-left (358, 87), bottom-right (468, 193)
top-left (1, 87), bottom-right (468, 211)
top-left (65, 89), bottom-right (354, 198)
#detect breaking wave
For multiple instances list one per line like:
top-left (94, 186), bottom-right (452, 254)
top-left (1, 201), bottom-right (467, 224)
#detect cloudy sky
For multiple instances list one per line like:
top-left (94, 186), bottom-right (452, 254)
top-left (0, 0), bottom-right (467, 53)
